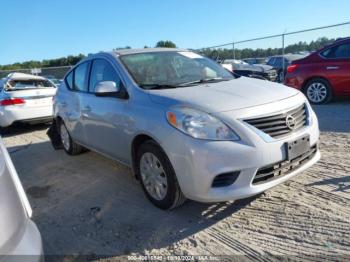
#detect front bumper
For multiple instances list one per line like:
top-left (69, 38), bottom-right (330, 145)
top-left (263, 70), bottom-right (277, 82)
top-left (162, 101), bottom-right (320, 203)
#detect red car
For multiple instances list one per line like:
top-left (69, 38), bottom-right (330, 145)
top-left (285, 38), bottom-right (350, 104)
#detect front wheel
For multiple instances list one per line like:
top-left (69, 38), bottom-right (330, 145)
top-left (304, 78), bottom-right (332, 104)
top-left (59, 121), bottom-right (84, 155)
top-left (136, 141), bottom-right (186, 210)
top-left (278, 70), bottom-right (284, 83)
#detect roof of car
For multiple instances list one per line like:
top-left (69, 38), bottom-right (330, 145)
top-left (269, 54), bottom-right (307, 61)
top-left (113, 48), bottom-right (189, 56)
top-left (5, 72), bottom-right (47, 81)
top-left (334, 37), bottom-right (350, 43)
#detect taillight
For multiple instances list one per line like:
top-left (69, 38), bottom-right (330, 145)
top-left (287, 64), bottom-right (299, 73)
top-left (0, 98), bottom-right (25, 106)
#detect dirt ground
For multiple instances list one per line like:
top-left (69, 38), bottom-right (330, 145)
top-left (2, 100), bottom-right (350, 261)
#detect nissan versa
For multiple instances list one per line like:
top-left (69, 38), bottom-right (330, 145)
top-left (51, 48), bottom-right (320, 209)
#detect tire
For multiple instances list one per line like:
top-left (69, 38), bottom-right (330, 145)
top-left (59, 121), bottom-right (84, 155)
top-left (278, 70), bottom-right (284, 83)
top-left (304, 78), bottom-right (332, 105)
top-left (136, 140), bottom-right (186, 210)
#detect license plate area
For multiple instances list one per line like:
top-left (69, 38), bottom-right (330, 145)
top-left (286, 135), bottom-right (310, 161)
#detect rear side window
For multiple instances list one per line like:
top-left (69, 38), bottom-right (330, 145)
top-left (89, 59), bottom-right (122, 92)
top-left (65, 71), bottom-right (73, 89)
top-left (74, 62), bottom-right (90, 92)
top-left (334, 44), bottom-right (350, 58)
top-left (5, 79), bottom-right (54, 91)
top-left (321, 43), bottom-right (350, 59)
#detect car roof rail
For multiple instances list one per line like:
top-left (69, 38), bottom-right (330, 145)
top-left (334, 36), bottom-right (350, 43)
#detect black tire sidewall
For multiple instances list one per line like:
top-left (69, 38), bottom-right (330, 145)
top-left (136, 141), bottom-right (180, 210)
top-left (305, 78), bottom-right (332, 105)
top-left (278, 70), bottom-right (284, 83)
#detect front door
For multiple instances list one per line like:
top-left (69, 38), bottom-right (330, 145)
top-left (80, 58), bottom-right (132, 163)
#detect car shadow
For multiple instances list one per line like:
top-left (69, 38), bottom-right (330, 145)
top-left (0, 122), bottom-right (50, 138)
top-left (312, 98), bottom-right (350, 133)
top-left (7, 141), bottom-right (260, 260)
top-left (307, 176), bottom-right (350, 192)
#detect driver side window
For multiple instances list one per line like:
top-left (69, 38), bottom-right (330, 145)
top-left (89, 59), bottom-right (122, 93)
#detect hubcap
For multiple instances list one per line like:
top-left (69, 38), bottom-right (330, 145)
top-left (140, 153), bottom-right (168, 201)
top-left (60, 124), bottom-right (70, 151)
top-left (307, 82), bottom-right (327, 103)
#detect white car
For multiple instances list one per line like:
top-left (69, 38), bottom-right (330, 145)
top-left (0, 136), bottom-right (43, 260)
top-left (0, 73), bottom-right (56, 127)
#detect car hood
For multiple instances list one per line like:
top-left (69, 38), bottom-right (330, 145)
top-left (254, 64), bottom-right (274, 71)
top-left (148, 77), bottom-right (300, 113)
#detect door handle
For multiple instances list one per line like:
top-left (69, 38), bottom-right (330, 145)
top-left (326, 66), bottom-right (339, 70)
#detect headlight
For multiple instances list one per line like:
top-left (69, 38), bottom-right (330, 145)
top-left (166, 106), bottom-right (240, 141)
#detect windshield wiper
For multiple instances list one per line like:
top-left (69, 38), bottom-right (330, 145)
top-left (178, 77), bottom-right (231, 87)
top-left (139, 84), bottom-right (180, 90)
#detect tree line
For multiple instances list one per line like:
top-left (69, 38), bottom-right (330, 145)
top-left (199, 37), bottom-right (336, 60)
top-left (0, 37), bottom-right (336, 70)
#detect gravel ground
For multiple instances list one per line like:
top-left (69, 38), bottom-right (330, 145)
top-left (1, 100), bottom-right (350, 261)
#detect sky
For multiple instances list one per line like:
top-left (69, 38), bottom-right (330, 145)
top-left (1, 0), bottom-right (350, 65)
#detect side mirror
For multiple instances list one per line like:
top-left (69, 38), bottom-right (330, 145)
top-left (95, 81), bottom-right (120, 97)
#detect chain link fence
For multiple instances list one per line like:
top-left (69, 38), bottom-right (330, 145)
top-left (0, 66), bottom-right (72, 80)
top-left (197, 21), bottom-right (350, 81)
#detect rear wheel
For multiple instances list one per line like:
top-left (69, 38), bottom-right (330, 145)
top-left (304, 78), bottom-right (332, 104)
top-left (136, 140), bottom-right (186, 210)
top-left (59, 121), bottom-right (83, 155)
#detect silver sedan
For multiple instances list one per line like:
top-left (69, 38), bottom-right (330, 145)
top-left (52, 48), bottom-right (320, 209)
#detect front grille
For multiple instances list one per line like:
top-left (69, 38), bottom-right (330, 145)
top-left (212, 171), bottom-right (240, 188)
top-left (244, 104), bottom-right (307, 139)
top-left (267, 70), bottom-right (277, 76)
top-left (252, 144), bottom-right (317, 185)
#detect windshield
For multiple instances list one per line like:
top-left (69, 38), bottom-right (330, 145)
top-left (5, 79), bottom-right (55, 91)
top-left (120, 51), bottom-right (234, 89)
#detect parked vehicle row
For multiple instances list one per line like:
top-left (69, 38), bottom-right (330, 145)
top-left (221, 59), bottom-right (277, 81)
top-left (48, 48), bottom-right (320, 210)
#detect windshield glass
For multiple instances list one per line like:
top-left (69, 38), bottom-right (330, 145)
top-left (5, 79), bottom-right (55, 91)
top-left (120, 51), bottom-right (234, 89)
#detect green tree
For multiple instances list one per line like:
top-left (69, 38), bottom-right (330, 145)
top-left (155, 40), bottom-right (177, 48)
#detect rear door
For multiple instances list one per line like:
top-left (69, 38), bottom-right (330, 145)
top-left (320, 43), bottom-right (350, 95)
top-left (66, 61), bottom-right (91, 144)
